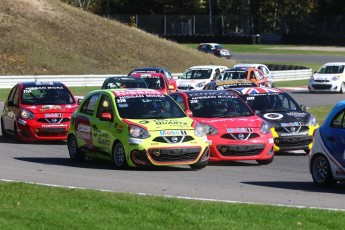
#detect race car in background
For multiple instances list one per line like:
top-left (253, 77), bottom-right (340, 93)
top-left (176, 65), bottom-right (228, 90)
top-left (1, 81), bottom-right (78, 141)
top-left (218, 67), bottom-right (272, 87)
top-left (130, 72), bottom-right (175, 94)
top-left (233, 63), bottom-right (275, 87)
top-left (169, 90), bottom-right (274, 164)
top-left (230, 87), bottom-right (319, 154)
top-left (101, 76), bottom-right (147, 89)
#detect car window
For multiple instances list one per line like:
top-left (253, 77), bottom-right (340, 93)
top-left (174, 95), bottom-right (186, 110)
top-left (96, 94), bottom-right (114, 120)
top-left (8, 85), bottom-right (19, 104)
top-left (21, 84), bottom-right (75, 105)
top-left (220, 71), bottom-right (247, 80)
top-left (254, 70), bottom-right (264, 80)
top-left (142, 77), bottom-right (164, 89)
top-left (80, 94), bottom-right (100, 116)
top-left (244, 93), bottom-right (299, 112)
top-left (116, 94), bottom-right (186, 119)
top-left (181, 69), bottom-right (212, 80)
top-left (319, 65), bottom-right (345, 74)
top-left (330, 110), bottom-right (345, 128)
top-left (102, 78), bottom-right (146, 89)
top-left (163, 70), bottom-right (173, 80)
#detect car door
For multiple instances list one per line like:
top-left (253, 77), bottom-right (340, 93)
top-left (2, 84), bottom-right (20, 132)
top-left (93, 93), bottom-right (115, 159)
top-left (323, 109), bottom-right (345, 167)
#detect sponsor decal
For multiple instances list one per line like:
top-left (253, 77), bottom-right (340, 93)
top-left (263, 113), bottom-right (283, 120)
top-left (18, 119), bottom-right (26, 125)
top-left (76, 123), bottom-right (91, 140)
top-left (41, 105), bottom-right (62, 111)
top-left (269, 138), bottom-right (274, 144)
top-left (286, 112), bottom-right (307, 117)
top-left (42, 124), bottom-right (67, 128)
top-left (281, 122), bottom-right (303, 127)
top-left (115, 90), bottom-right (161, 96)
top-left (160, 130), bottom-right (187, 136)
top-left (45, 113), bottom-right (62, 118)
top-left (335, 170), bottom-right (345, 176)
top-left (97, 132), bottom-right (110, 145)
top-left (129, 138), bottom-right (143, 144)
top-left (226, 128), bottom-right (252, 133)
top-left (139, 120), bottom-right (150, 124)
top-left (154, 120), bottom-right (188, 126)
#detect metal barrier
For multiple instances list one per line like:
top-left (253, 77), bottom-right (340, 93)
top-left (0, 69), bottom-right (312, 89)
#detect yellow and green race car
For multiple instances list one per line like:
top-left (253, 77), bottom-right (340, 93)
top-left (67, 89), bottom-right (210, 169)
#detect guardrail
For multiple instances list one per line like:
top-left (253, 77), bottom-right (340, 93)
top-left (0, 69), bottom-right (312, 88)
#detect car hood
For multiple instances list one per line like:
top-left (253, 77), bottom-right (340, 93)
top-left (259, 111), bottom-right (311, 127)
top-left (21, 104), bottom-right (78, 113)
top-left (126, 117), bottom-right (195, 131)
top-left (193, 116), bottom-right (263, 128)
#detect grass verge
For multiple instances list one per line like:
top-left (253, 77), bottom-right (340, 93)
top-left (0, 181), bottom-right (344, 229)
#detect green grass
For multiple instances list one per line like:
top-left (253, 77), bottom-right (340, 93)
top-left (0, 181), bottom-right (344, 229)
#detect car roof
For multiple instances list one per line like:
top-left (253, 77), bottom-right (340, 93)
top-left (21, 81), bottom-right (65, 87)
top-left (322, 62), bottom-right (345, 66)
top-left (129, 67), bottom-right (170, 72)
top-left (233, 63), bottom-right (267, 68)
top-left (105, 76), bottom-right (145, 81)
top-left (230, 87), bottom-right (283, 95)
top-left (179, 89), bottom-right (237, 96)
top-left (188, 65), bottom-right (228, 70)
top-left (199, 43), bottom-right (221, 46)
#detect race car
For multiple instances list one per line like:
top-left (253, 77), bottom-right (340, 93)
top-left (176, 65), bottom-right (228, 90)
top-left (101, 75), bottom-right (147, 89)
top-left (1, 81), bottom-right (78, 141)
top-left (203, 79), bottom-right (256, 90)
top-left (169, 90), bottom-right (274, 164)
top-left (128, 67), bottom-right (177, 92)
top-left (230, 87), bottom-right (319, 153)
top-left (67, 89), bottom-right (210, 169)
top-left (130, 72), bottom-right (175, 94)
top-left (218, 67), bottom-right (271, 87)
top-left (309, 100), bottom-right (345, 187)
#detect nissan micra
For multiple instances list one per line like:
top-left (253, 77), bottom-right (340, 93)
top-left (67, 89), bottom-right (210, 169)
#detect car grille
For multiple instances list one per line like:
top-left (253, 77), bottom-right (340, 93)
top-left (178, 86), bottom-right (194, 90)
top-left (153, 136), bottom-right (194, 143)
top-left (314, 80), bottom-right (330, 83)
top-left (37, 118), bottom-right (70, 123)
top-left (221, 133), bottom-right (259, 140)
top-left (275, 126), bottom-right (309, 133)
top-left (274, 136), bottom-right (312, 148)
top-left (148, 147), bottom-right (201, 162)
top-left (311, 84), bottom-right (332, 89)
top-left (217, 144), bottom-right (265, 156)
top-left (36, 128), bottom-right (68, 137)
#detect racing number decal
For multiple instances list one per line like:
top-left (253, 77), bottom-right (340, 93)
top-left (263, 113), bottom-right (283, 120)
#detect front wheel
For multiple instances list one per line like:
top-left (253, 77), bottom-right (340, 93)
top-left (112, 142), bottom-right (128, 169)
top-left (311, 154), bottom-right (336, 187)
top-left (67, 135), bottom-right (85, 161)
top-left (190, 160), bottom-right (208, 170)
top-left (340, 82), bottom-right (345, 94)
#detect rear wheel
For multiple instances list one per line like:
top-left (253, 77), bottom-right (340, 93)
top-left (113, 142), bottom-right (128, 169)
top-left (67, 135), bottom-right (85, 161)
top-left (311, 154), bottom-right (336, 187)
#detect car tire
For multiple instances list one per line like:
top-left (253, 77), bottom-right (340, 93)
top-left (340, 82), bottom-right (345, 94)
top-left (1, 118), bottom-right (8, 138)
top-left (112, 141), bottom-right (128, 169)
top-left (311, 154), bottom-right (336, 187)
top-left (256, 156), bottom-right (274, 165)
top-left (67, 134), bottom-right (85, 161)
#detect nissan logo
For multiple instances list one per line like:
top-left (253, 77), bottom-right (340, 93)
top-left (238, 133), bottom-right (244, 139)
top-left (171, 136), bottom-right (178, 143)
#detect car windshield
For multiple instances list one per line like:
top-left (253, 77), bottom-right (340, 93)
top-left (102, 78), bottom-right (147, 89)
top-left (243, 93), bottom-right (301, 113)
top-left (180, 69), bottom-right (212, 80)
top-left (317, 65), bottom-right (345, 74)
top-left (187, 91), bottom-right (253, 118)
top-left (141, 77), bottom-right (164, 90)
top-left (21, 85), bottom-right (75, 105)
top-left (116, 94), bottom-right (186, 119)
top-left (214, 44), bottom-right (224, 49)
top-left (218, 71), bottom-right (247, 80)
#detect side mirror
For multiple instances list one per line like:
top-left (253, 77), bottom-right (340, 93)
top-left (7, 101), bottom-right (16, 106)
top-left (185, 109), bottom-right (193, 117)
top-left (300, 105), bottom-right (307, 110)
top-left (168, 85), bottom-right (174, 90)
top-left (101, 112), bottom-right (113, 121)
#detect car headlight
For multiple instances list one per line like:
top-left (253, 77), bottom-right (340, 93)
top-left (20, 109), bottom-right (34, 119)
top-left (202, 123), bottom-right (218, 135)
top-left (195, 82), bottom-right (206, 88)
top-left (128, 125), bottom-right (150, 139)
top-left (308, 114), bottom-right (318, 127)
top-left (331, 76), bottom-right (339, 81)
top-left (194, 122), bottom-right (207, 137)
top-left (260, 120), bottom-right (272, 134)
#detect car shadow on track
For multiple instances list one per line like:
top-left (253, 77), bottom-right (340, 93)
top-left (14, 157), bottom-right (193, 172)
top-left (242, 181), bottom-right (345, 194)
top-left (0, 135), bottom-right (67, 145)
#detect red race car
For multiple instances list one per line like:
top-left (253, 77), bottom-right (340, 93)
top-left (128, 67), bottom-right (177, 92)
top-left (169, 90), bottom-right (275, 164)
top-left (130, 72), bottom-right (175, 94)
top-left (1, 81), bottom-right (78, 141)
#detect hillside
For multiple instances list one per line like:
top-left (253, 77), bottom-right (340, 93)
top-left (0, 0), bottom-right (233, 75)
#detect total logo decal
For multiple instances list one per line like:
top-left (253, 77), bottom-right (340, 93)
top-left (263, 113), bottom-right (283, 120)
